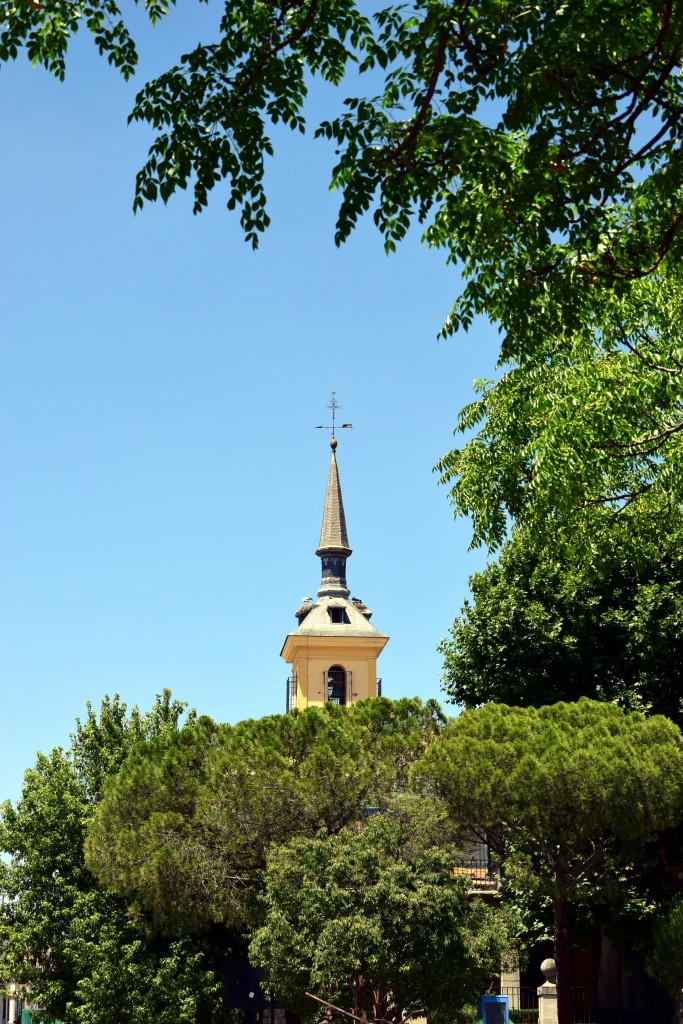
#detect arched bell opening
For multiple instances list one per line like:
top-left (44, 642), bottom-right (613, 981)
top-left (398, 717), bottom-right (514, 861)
top-left (326, 665), bottom-right (348, 705)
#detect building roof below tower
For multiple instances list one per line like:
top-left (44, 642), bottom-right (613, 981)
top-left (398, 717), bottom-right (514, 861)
top-left (287, 596), bottom-right (388, 639)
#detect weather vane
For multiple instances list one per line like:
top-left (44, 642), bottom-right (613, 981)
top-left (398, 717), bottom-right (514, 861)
top-left (315, 391), bottom-right (352, 441)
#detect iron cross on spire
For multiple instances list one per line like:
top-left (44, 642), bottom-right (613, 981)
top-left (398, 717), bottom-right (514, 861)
top-left (315, 391), bottom-right (352, 441)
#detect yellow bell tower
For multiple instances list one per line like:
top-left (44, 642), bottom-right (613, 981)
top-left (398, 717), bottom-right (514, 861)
top-left (281, 406), bottom-right (388, 712)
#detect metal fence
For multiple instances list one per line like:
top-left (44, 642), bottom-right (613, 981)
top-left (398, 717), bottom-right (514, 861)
top-left (571, 986), bottom-right (676, 1024)
top-left (0, 997), bottom-right (30, 1024)
top-left (500, 985), bottom-right (539, 1011)
top-left (493, 983), bottom-right (675, 1023)
top-left (285, 675), bottom-right (298, 713)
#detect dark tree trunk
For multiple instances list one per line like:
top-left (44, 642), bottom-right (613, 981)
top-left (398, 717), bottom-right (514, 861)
top-left (351, 974), bottom-right (364, 1020)
top-left (554, 895), bottom-right (573, 1024)
top-left (372, 989), bottom-right (390, 1024)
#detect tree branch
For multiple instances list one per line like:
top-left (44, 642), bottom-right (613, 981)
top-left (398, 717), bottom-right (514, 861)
top-left (388, 29), bottom-right (450, 171)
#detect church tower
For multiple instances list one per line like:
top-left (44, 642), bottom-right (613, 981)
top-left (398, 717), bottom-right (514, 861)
top-left (280, 422), bottom-right (389, 712)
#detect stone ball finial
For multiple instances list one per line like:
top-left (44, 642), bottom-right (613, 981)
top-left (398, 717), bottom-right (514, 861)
top-left (330, 437), bottom-right (338, 450)
top-left (540, 959), bottom-right (557, 984)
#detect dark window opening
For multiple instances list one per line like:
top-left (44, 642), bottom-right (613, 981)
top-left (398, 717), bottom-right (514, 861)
top-left (328, 606), bottom-right (350, 624)
top-left (327, 665), bottom-right (347, 705)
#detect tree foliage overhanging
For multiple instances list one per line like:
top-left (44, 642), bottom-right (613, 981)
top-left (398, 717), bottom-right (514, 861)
top-left (437, 265), bottom-right (683, 548)
top-left (8, 0), bottom-right (682, 297)
top-left (6, 0), bottom-right (683, 540)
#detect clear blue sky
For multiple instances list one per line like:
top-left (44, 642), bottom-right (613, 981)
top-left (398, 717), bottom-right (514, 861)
top-left (1, 3), bottom-right (501, 804)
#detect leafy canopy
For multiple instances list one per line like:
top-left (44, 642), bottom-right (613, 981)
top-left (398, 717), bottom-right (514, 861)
top-left (440, 514), bottom-right (683, 722)
top-left (416, 699), bottom-right (683, 904)
top-left (250, 806), bottom-right (521, 1024)
top-left (415, 699), bottom-right (683, 1024)
top-left (437, 265), bottom-right (683, 547)
top-left (86, 697), bottom-right (446, 934)
top-left (6, 0), bottom-right (683, 538)
top-left (8, 0), bottom-right (682, 299)
top-left (0, 692), bottom-right (224, 1024)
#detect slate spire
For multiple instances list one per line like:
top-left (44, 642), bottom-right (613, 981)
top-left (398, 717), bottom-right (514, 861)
top-left (316, 437), bottom-right (352, 598)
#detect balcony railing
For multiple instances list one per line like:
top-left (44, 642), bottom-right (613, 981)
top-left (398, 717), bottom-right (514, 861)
top-left (285, 676), bottom-right (384, 712)
top-left (452, 856), bottom-right (501, 893)
top-left (285, 676), bottom-right (298, 714)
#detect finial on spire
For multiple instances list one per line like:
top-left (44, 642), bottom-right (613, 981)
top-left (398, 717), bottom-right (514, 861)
top-left (328, 391), bottom-right (340, 438)
top-left (315, 390), bottom-right (352, 446)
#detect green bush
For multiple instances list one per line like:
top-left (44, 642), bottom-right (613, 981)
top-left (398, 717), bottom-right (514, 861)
top-left (456, 1008), bottom-right (538, 1024)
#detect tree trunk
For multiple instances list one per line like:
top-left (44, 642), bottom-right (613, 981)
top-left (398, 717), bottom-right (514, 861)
top-left (554, 895), bottom-right (573, 1024)
top-left (351, 974), bottom-right (364, 1021)
top-left (372, 988), bottom-right (390, 1024)
top-left (597, 923), bottom-right (619, 1010)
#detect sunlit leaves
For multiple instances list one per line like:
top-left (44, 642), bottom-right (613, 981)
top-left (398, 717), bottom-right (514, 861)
top-left (250, 811), bottom-right (520, 1024)
top-left (416, 700), bottom-right (683, 1024)
top-left (0, 0), bottom-right (140, 79)
top-left (14, 0), bottom-right (682, 284)
top-left (8, 0), bottom-right (683, 537)
top-left (436, 264), bottom-right (683, 547)
top-left (86, 698), bottom-right (446, 934)
top-left (416, 699), bottom-right (683, 911)
top-left (129, 0), bottom-right (373, 240)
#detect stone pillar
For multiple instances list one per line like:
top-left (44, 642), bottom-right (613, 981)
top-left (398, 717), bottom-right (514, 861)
top-left (6, 981), bottom-right (18, 1024)
top-left (501, 962), bottom-right (521, 1009)
top-left (538, 958), bottom-right (558, 1024)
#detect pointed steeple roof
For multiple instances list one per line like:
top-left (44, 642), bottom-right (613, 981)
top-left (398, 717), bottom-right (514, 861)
top-left (315, 438), bottom-right (353, 599)
top-left (316, 439), bottom-right (352, 556)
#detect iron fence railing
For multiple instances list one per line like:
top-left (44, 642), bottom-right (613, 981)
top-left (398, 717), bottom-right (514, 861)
top-left (490, 983), bottom-right (676, 1023)
top-left (571, 986), bottom-right (676, 1024)
top-left (285, 676), bottom-right (298, 713)
top-left (452, 856), bottom-right (501, 891)
top-left (285, 675), bottom-right (384, 710)
top-left (500, 985), bottom-right (539, 1011)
